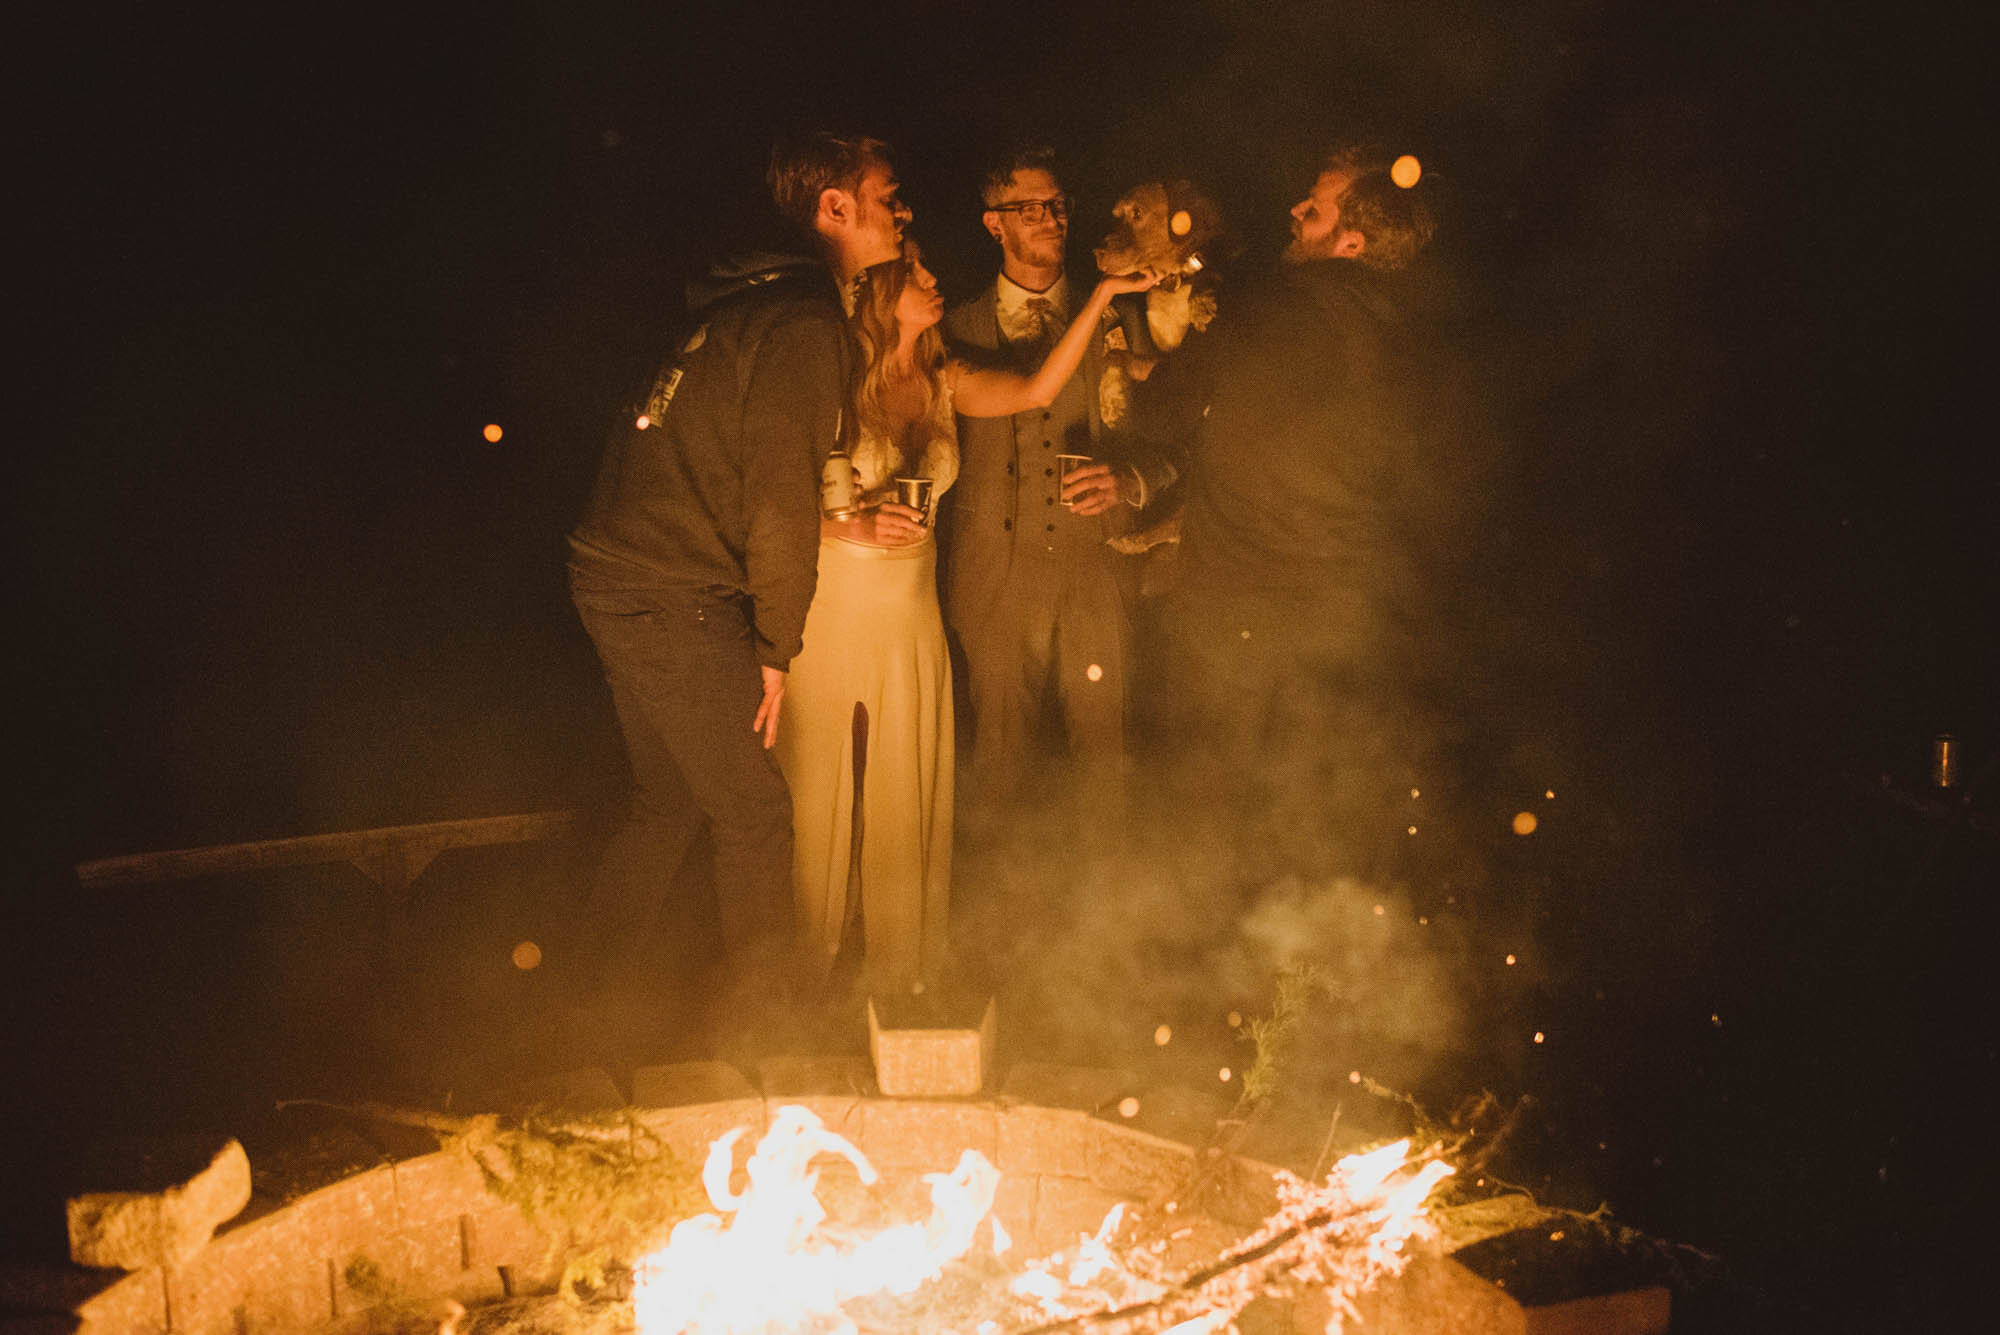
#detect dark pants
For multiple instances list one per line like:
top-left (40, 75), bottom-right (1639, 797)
top-left (571, 585), bottom-right (796, 1000)
top-left (1155, 582), bottom-right (1426, 887)
top-left (954, 561), bottom-right (1133, 839)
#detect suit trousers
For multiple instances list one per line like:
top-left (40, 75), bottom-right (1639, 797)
top-left (571, 586), bottom-right (796, 994)
top-left (957, 553), bottom-right (1130, 818)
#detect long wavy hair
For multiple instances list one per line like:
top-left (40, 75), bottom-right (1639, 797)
top-left (850, 241), bottom-right (954, 490)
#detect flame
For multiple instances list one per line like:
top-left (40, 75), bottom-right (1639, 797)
top-left (626, 1109), bottom-right (1450, 1333)
top-left (630, 1105), bottom-right (998, 1333)
top-left (999, 1137), bottom-right (1452, 1331)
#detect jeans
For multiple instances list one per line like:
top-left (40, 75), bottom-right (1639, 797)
top-left (571, 584), bottom-right (796, 997)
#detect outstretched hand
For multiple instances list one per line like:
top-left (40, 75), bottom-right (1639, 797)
top-left (1099, 268), bottom-right (1162, 297)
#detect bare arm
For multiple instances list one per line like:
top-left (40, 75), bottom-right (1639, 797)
top-left (952, 271), bottom-right (1158, 419)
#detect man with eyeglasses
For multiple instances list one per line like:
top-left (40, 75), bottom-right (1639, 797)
top-left (942, 144), bottom-right (1177, 838)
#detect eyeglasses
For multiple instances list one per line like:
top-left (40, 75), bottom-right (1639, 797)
top-left (988, 196), bottom-right (1070, 224)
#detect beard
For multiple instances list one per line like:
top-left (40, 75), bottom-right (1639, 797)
top-left (1006, 231), bottom-right (1067, 273)
top-left (1284, 227), bottom-right (1335, 264)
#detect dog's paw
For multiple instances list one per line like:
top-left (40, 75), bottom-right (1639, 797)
top-left (1099, 363), bottom-right (1133, 430)
top-left (1107, 512), bottom-right (1181, 555)
top-left (1187, 288), bottom-right (1218, 332)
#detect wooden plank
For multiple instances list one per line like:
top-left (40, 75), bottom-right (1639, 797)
top-left (73, 811), bottom-right (580, 889)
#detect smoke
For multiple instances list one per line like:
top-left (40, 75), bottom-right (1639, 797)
top-left (951, 748), bottom-right (1487, 1119)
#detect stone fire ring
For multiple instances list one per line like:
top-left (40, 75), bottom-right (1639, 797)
top-left (24, 1059), bottom-right (1667, 1335)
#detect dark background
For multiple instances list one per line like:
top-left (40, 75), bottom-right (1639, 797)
top-left (8, 1), bottom-right (1997, 1329)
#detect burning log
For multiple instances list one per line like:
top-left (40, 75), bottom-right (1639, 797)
top-left (1005, 1141), bottom-right (1454, 1335)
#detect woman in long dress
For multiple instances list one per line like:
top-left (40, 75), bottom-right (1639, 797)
top-left (776, 240), bottom-right (1154, 995)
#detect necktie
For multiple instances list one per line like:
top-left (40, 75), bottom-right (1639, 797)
top-left (1023, 296), bottom-right (1058, 349)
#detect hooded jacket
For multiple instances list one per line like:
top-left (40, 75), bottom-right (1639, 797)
top-left (568, 250), bottom-right (854, 670)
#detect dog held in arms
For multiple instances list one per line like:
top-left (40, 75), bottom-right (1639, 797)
top-left (1092, 179), bottom-right (1225, 575)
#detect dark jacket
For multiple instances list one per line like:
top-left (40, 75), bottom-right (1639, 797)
top-left (568, 251), bottom-right (853, 670)
top-left (1172, 257), bottom-right (1417, 622)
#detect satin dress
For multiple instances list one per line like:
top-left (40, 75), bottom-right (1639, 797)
top-left (776, 382), bottom-right (958, 993)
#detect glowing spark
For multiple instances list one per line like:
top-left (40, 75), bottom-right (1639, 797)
top-left (482, 423), bottom-right (504, 443)
top-left (1154, 1024), bottom-right (1173, 1046)
top-left (1170, 208), bottom-right (1193, 237)
top-left (1239, 628), bottom-right (1251, 639)
top-left (1512, 811), bottom-right (1538, 835)
top-left (1348, 1070), bottom-right (1361, 1084)
top-left (1410, 787), bottom-right (1421, 799)
top-left (1391, 155), bottom-right (1422, 188)
top-left (1086, 663), bottom-right (1104, 682)
top-left (1505, 954), bottom-right (1517, 966)
top-left (1218, 1067), bottom-right (1232, 1082)
top-left (1545, 788), bottom-right (1555, 799)
top-left (1533, 1031), bottom-right (1546, 1044)
top-left (1372, 904), bottom-right (1385, 916)
top-left (1118, 1097), bottom-right (1140, 1118)
top-left (1549, 1230), bottom-right (1565, 1242)
top-left (510, 940), bottom-right (542, 970)
top-left (1226, 1010), bottom-right (1242, 1028)
top-left (1407, 825), bottom-right (1418, 835)
top-left (1711, 1012), bottom-right (1723, 1027)
top-left (636, 413), bottom-right (652, 429)
top-left (1418, 916), bottom-right (1429, 925)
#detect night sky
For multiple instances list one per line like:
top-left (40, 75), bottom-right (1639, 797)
top-left (10, 1), bottom-right (1998, 1328)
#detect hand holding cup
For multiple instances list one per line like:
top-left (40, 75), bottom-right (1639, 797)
top-left (858, 499), bottom-right (928, 546)
top-left (893, 476), bottom-right (935, 526)
top-left (1058, 455), bottom-right (1122, 516)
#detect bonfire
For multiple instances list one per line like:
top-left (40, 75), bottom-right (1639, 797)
top-left (475, 1104), bottom-right (1461, 1335)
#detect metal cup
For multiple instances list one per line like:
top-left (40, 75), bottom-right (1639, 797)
top-left (1056, 453), bottom-right (1094, 508)
top-left (893, 476), bottom-right (934, 526)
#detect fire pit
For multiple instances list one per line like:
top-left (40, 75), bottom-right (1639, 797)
top-left (18, 1053), bottom-right (1668, 1335)
top-left (24, 1056), bottom-right (1473, 1334)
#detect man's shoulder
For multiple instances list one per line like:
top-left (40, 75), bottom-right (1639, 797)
top-left (695, 253), bottom-right (840, 324)
top-left (1282, 260), bottom-right (1401, 327)
top-left (709, 280), bottom-right (849, 367)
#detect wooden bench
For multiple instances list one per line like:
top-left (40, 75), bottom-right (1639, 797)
top-left (73, 810), bottom-right (582, 934)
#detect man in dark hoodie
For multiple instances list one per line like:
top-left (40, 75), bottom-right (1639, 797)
top-left (567, 133), bottom-right (909, 1021)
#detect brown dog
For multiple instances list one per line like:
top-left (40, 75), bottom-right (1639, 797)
top-left (1093, 180), bottom-right (1225, 431)
top-left (1093, 180), bottom-right (1226, 585)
